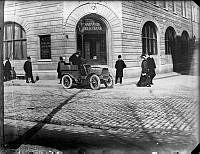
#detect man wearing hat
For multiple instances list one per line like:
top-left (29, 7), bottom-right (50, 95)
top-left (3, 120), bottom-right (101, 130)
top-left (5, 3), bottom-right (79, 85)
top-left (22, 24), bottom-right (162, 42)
top-left (23, 56), bottom-right (35, 83)
top-left (115, 55), bottom-right (126, 84)
top-left (147, 53), bottom-right (156, 85)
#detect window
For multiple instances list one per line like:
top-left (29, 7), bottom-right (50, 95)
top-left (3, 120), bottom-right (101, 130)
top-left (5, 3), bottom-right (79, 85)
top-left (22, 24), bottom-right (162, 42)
top-left (182, 1), bottom-right (187, 17)
top-left (163, 1), bottom-right (168, 10)
top-left (3, 22), bottom-right (27, 60)
top-left (181, 31), bottom-right (189, 56)
top-left (40, 35), bottom-right (51, 59)
top-left (172, 0), bottom-right (176, 13)
top-left (142, 21), bottom-right (157, 55)
top-left (150, 0), bottom-right (157, 5)
top-left (192, 5), bottom-right (197, 22)
top-left (159, 0), bottom-right (168, 9)
top-left (165, 27), bottom-right (176, 55)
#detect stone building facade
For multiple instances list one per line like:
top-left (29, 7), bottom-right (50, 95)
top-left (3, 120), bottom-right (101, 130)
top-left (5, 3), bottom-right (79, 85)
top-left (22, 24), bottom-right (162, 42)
top-left (4, 1), bottom-right (199, 79)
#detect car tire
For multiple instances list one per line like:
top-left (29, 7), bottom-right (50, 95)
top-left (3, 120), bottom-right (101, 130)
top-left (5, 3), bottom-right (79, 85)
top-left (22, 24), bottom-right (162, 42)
top-left (104, 75), bottom-right (114, 88)
top-left (89, 74), bottom-right (100, 90)
top-left (62, 74), bottom-right (73, 89)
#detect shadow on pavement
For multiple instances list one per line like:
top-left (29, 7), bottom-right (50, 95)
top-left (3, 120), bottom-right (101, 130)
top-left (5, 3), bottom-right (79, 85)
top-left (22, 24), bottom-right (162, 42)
top-left (5, 89), bottom-right (84, 150)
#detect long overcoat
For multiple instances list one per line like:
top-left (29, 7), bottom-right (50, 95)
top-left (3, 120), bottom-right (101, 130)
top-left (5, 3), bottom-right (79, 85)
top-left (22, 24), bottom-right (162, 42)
top-left (147, 57), bottom-right (156, 77)
top-left (4, 60), bottom-right (11, 80)
top-left (115, 59), bottom-right (126, 77)
top-left (23, 61), bottom-right (33, 77)
top-left (141, 59), bottom-right (148, 74)
top-left (57, 61), bottom-right (66, 79)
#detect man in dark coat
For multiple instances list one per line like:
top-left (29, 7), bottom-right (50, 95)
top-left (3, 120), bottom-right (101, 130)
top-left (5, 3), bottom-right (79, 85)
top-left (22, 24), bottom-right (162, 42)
top-left (115, 55), bottom-right (126, 84)
top-left (69, 50), bottom-right (86, 75)
top-left (4, 57), bottom-right (12, 81)
top-left (137, 54), bottom-right (151, 87)
top-left (57, 56), bottom-right (66, 84)
top-left (69, 50), bottom-right (82, 65)
top-left (24, 56), bottom-right (35, 83)
top-left (147, 53), bottom-right (156, 85)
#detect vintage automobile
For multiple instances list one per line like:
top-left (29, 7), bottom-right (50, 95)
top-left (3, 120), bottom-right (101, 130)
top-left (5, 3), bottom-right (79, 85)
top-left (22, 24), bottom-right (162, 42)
top-left (60, 63), bottom-right (114, 90)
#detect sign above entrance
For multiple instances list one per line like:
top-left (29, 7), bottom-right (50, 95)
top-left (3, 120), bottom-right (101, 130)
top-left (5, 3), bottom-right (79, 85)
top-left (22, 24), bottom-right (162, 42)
top-left (77, 19), bottom-right (104, 33)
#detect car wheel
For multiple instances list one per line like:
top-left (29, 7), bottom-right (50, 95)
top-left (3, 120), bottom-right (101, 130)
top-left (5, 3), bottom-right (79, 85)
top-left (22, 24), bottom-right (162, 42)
top-left (62, 74), bottom-right (73, 89)
top-left (104, 75), bottom-right (114, 88)
top-left (89, 74), bottom-right (100, 90)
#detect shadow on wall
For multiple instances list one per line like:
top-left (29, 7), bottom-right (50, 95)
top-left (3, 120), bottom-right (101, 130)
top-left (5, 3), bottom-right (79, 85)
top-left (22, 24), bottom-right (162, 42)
top-left (172, 36), bottom-right (198, 76)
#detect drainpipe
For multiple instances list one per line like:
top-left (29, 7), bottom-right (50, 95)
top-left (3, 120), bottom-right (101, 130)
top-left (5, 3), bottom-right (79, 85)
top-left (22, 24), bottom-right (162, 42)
top-left (0, 0), bottom-right (5, 152)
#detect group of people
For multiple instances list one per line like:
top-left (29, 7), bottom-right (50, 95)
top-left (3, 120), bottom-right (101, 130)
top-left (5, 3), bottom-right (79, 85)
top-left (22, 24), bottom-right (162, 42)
top-left (115, 53), bottom-right (156, 87)
top-left (3, 56), bottom-right (34, 83)
top-left (57, 50), bottom-right (86, 84)
top-left (136, 53), bottom-right (156, 87)
top-left (4, 51), bottom-right (156, 87)
top-left (57, 51), bottom-right (156, 87)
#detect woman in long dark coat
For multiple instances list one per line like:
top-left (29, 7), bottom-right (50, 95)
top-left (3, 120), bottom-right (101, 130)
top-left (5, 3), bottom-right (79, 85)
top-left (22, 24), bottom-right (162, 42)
top-left (115, 55), bottom-right (126, 84)
top-left (136, 55), bottom-right (151, 87)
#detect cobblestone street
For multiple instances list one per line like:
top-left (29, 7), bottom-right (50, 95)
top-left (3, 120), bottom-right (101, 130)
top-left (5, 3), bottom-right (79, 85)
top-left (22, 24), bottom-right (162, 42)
top-left (3, 74), bottom-right (199, 151)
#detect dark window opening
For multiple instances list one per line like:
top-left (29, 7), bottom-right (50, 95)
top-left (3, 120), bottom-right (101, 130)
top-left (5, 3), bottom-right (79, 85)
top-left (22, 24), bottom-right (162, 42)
top-left (165, 27), bottom-right (176, 55)
top-left (142, 21), bottom-right (157, 55)
top-left (40, 35), bottom-right (51, 59)
top-left (3, 22), bottom-right (27, 60)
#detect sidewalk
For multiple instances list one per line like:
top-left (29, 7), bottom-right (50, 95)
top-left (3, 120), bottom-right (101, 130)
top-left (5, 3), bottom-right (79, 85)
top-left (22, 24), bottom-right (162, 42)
top-left (122, 72), bottom-right (180, 85)
top-left (4, 72), bottom-right (180, 87)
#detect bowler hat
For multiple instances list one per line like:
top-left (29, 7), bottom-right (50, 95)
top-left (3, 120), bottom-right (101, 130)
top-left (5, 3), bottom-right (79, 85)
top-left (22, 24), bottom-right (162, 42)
top-left (27, 56), bottom-right (31, 59)
top-left (140, 54), bottom-right (146, 58)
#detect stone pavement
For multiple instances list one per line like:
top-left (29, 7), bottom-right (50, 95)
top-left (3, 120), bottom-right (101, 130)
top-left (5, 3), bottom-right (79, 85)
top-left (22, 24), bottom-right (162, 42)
top-left (3, 72), bottom-right (199, 153)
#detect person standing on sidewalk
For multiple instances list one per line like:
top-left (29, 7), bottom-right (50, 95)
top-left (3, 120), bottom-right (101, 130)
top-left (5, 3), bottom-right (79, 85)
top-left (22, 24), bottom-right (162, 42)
top-left (147, 53), bottom-right (156, 85)
top-left (136, 54), bottom-right (151, 87)
top-left (23, 56), bottom-right (35, 83)
top-left (115, 55), bottom-right (126, 84)
top-left (57, 56), bottom-right (66, 84)
top-left (4, 57), bottom-right (12, 81)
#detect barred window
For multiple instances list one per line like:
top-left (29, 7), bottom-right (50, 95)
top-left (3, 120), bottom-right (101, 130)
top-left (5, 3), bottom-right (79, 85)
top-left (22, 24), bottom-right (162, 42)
top-left (165, 27), bottom-right (176, 55)
top-left (182, 1), bottom-right (187, 17)
top-left (142, 21), bottom-right (157, 55)
top-left (3, 22), bottom-right (27, 60)
top-left (40, 35), bottom-right (51, 59)
top-left (172, 0), bottom-right (176, 13)
top-left (159, 0), bottom-right (168, 9)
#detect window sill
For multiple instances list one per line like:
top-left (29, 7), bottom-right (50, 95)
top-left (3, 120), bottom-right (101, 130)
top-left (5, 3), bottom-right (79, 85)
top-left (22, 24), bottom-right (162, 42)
top-left (37, 59), bottom-right (52, 62)
top-left (163, 8), bottom-right (168, 11)
top-left (183, 16), bottom-right (188, 19)
top-left (153, 4), bottom-right (159, 7)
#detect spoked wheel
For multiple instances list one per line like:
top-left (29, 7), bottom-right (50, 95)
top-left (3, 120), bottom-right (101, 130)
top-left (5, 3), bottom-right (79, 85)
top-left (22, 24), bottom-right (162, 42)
top-left (104, 75), bottom-right (114, 88)
top-left (62, 74), bottom-right (73, 89)
top-left (89, 74), bottom-right (100, 90)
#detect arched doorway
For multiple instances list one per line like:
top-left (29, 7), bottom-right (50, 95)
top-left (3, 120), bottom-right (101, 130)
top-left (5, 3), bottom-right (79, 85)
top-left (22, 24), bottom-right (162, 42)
top-left (76, 14), bottom-right (107, 65)
top-left (165, 26), bottom-right (176, 71)
top-left (181, 31), bottom-right (189, 73)
top-left (175, 30), bottom-right (190, 73)
top-left (181, 31), bottom-right (189, 59)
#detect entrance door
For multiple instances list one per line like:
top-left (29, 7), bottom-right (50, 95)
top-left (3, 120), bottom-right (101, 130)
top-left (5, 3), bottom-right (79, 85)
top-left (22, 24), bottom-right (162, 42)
top-left (76, 15), bottom-right (107, 65)
top-left (83, 34), bottom-right (106, 65)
